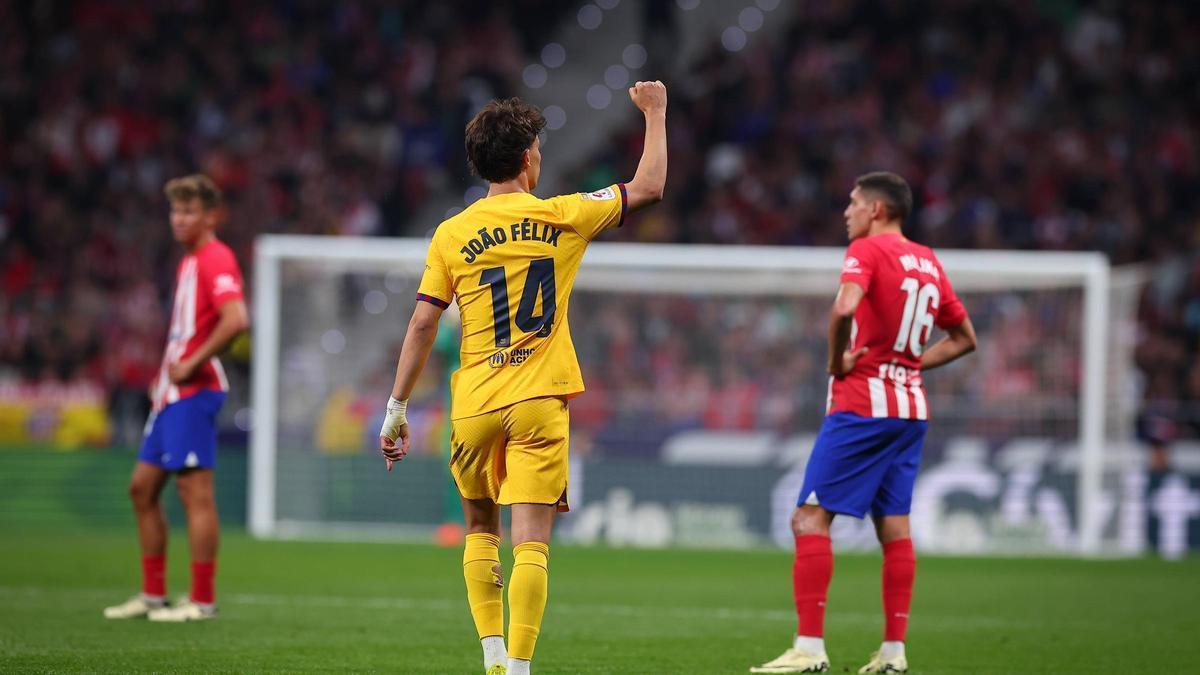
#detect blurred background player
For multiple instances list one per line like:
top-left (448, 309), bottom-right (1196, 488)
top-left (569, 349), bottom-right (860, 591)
top-left (378, 81), bottom-right (667, 675)
top-left (103, 175), bottom-right (249, 622)
top-left (1137, 408), bottom-right (1177, 554)
top-left (751, 173), bottom-right (977, 674)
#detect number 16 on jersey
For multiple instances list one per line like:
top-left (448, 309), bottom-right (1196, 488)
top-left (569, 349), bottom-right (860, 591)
top-left (893, 277), bottom-right (939, 356)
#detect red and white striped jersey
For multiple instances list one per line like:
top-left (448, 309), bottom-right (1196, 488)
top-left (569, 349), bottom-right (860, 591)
top-left (150, 239), bottom-right (244, 412)
top-left (827, 232), bottom-right (967, 420)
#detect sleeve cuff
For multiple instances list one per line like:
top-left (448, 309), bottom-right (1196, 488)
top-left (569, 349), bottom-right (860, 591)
top-left (617, 183), bottom-right (628, 228)
top-left (212, 293), bottom-right (244, 308)
top-left (415, 293), bottom-right (450, 309)
top-left (936, 309), bottom-right (968, 330)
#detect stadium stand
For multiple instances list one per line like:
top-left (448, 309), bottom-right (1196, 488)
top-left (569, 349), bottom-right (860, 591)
top-left (0, 1), bottom-right (1197, 449)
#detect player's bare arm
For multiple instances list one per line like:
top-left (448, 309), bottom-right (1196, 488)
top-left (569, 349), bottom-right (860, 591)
top-left (168, 299), bottom-right (249, 384)
top-left (623, 81), bottom-right (668, 211)
top-left (827, 282), bottom-right (868, 376)
top-left (919, 316), bottom-right (977, 371)
top-left (379, 300), bottom-right (445, 470)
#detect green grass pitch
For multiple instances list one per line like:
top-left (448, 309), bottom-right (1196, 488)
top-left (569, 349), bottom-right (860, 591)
top-left (2, 530), bottom-right (1198, 673)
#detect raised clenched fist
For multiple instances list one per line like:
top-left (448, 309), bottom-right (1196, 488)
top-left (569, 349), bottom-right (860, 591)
top-left (628, 80), bottom-right (667, 115)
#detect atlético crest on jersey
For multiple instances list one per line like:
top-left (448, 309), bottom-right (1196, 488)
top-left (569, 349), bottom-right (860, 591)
top-left (579, 187), bottom-right (617, 201)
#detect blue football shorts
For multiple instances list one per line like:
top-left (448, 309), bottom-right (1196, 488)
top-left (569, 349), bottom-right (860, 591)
top-left (797, 411), bottom-right (928, 518)
top-left (138, 391), bottom-right (226, 471)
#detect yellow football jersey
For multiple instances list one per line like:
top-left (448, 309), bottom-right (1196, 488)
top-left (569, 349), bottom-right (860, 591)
top-left (416, 184), bottom-right (627, 419)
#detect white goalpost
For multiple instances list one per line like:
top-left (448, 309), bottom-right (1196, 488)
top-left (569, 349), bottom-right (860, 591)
top-left (250, 235), bottom-right (1122, 555)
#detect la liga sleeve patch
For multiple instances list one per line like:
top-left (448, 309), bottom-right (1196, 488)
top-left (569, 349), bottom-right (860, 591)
top-left (213, 273), bottom-right (242, 295)
top-left (579, 187), bottom-right (617, 201)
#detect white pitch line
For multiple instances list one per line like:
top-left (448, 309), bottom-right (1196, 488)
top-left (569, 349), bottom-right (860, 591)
top-left (0, 586), bottom-right (1014, 630)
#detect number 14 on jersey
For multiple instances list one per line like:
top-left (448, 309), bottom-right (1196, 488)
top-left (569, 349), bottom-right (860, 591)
top-left (479, 258), bottom-right (557, 348)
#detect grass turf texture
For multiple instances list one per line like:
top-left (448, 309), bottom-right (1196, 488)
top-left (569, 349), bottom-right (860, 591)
top-left (2, 531), bottom-right (1198, 673)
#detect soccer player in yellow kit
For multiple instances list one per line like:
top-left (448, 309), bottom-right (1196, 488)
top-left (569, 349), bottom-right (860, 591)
top-left (379, 81), bottom-right (667, 675)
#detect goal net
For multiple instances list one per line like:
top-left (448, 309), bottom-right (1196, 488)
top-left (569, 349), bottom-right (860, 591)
top-left (250, 235), bottom-right (1141, 556)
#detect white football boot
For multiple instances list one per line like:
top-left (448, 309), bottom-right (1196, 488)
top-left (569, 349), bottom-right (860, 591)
top-left (103, 594), bottom-right (166, 619)
top-left (858, 651), bottom-right (908, 673)
top-left (750, 647), bottom-right (830, 673)
top-left (147, 598), bottom-right (217, 622)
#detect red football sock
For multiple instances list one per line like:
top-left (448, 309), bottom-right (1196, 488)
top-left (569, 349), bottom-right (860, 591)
top-left (142, 555), bottom-right (166, 597)
top-left (882, 538), bottom-right (916, 642)
top-left (793, 534), bottom-right (833, 637)
top-left (190, 560), bottom-right (216, 605)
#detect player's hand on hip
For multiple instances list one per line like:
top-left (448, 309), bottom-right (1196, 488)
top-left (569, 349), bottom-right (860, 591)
top-left (830, 346), bottom-right (869, 377)
top-left (167, 360), bottom-right (196, 384)
top-left (379, 426), bottom-right (409, 472)
top-left (628, 80), bottom-right (667, 114)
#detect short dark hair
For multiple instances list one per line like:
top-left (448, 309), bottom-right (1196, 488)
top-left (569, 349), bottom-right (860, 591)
top-left (464, 98), bottom-right (546, 183)
top-left (855, 171), bottom-right (912, 222)
top-left (163, 174), bottom-right (222, 210)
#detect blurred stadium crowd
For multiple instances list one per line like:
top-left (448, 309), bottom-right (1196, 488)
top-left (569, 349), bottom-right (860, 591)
top-left (1, 1), bottom-right (1197, 449)
top-left (578, 0), bottom-right (1200, 441)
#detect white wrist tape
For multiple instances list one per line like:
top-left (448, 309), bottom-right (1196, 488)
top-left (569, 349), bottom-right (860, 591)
top-left (379, 397), bottom-right (408, 441)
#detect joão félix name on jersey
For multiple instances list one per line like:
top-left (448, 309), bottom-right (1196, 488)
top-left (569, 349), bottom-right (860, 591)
top-left (461, 219), bottom-right (562, 264)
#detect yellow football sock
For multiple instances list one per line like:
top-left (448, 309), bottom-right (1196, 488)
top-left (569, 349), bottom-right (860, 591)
top-left (463, 533), bottom-right (504, 639)
top-left (508, 541), bottom-right (550, 661)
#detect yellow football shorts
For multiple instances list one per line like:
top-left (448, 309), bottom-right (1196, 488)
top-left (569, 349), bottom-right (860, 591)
top-left (449, 396), bottom-right (570, 512)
